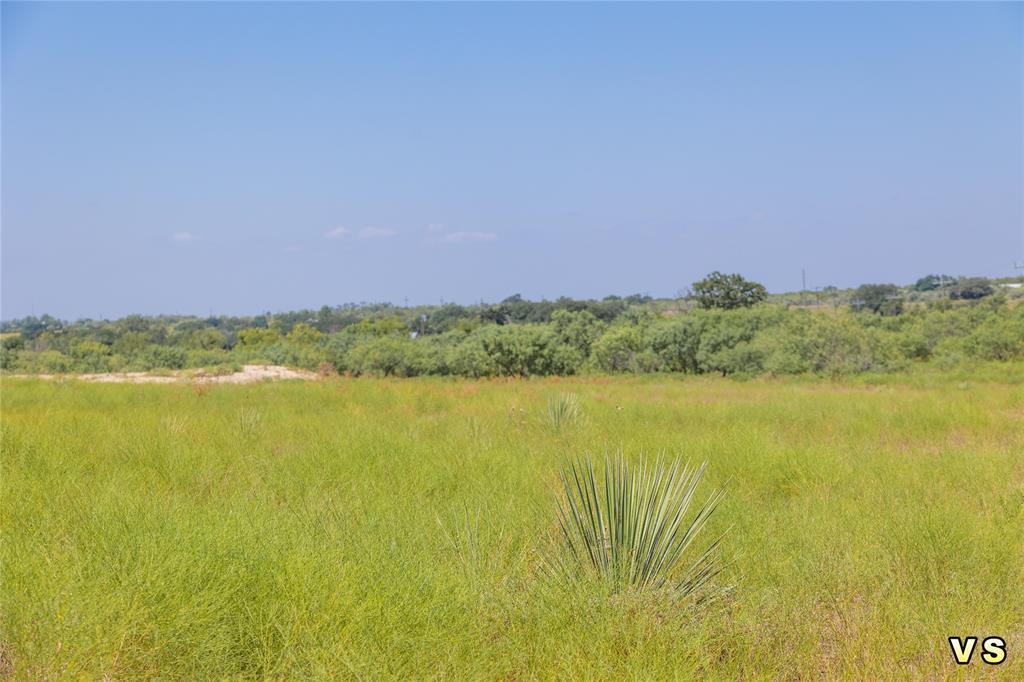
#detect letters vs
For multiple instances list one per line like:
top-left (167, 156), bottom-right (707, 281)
top-left (948, 636), bottom-right (1006, 665)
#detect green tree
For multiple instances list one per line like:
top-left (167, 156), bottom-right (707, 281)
top-left (950, 277), bottom-right (993, 301)
top-left (912, 274), bottom-right (955, 292)
top-left (691, 272), bottom-right (767, 310)
top-left (852, 284), bottom-right (903, 316)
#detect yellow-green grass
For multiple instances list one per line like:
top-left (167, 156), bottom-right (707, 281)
top-left (2, 374), bottom-right (1022, 679)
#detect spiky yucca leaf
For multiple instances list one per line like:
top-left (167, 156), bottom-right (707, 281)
top-left (546, 393), bottom-right (584, 431)
top-left (553, 453), bottom-right (726, 599)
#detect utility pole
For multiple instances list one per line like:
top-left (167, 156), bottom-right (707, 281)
top-left (801, 269), bottom-right (807, 307)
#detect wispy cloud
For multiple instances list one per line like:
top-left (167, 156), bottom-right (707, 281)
top-left (442, 231), bottom-right (498, 243)
top-left (171, 231), bottom-right (200, 242)
top-left (324, 226), bottom-right (397, 240)
top-left (357, 227), bottom-right (397, 239)
top-left (324, 227), bottom-right (352, 239)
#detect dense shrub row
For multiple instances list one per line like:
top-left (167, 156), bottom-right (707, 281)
top-left (3, 298), bottom-right (1021, 378)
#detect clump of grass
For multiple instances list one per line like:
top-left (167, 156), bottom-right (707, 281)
top-left (160, 415), bottom-right (189, 435)
top-left (545, 392), bottom-right (585, 431)
top-left (551, 453), bottom-right (727, 601)
top-left (237, 407), bottom-right (262, 437)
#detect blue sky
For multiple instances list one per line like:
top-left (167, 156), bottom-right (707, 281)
top-left (2, 2), bottom-right (1021, 319)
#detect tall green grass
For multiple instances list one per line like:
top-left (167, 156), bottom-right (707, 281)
top-left (2, 373), bottom-right (1023, 678)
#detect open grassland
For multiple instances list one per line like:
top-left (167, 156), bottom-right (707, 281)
top-left (2, 374), bottom-right (1023, 679)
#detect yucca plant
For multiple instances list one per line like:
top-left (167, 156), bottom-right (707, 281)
top-left (237, 407), bottom-right (262, 437)
top-left (546, 392), bottom-right (585, 431)
top-left (552, 453), bottom-right (727, 600)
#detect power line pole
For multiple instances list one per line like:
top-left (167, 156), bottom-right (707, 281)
top-left (801, 268), bottom-right (806, 306)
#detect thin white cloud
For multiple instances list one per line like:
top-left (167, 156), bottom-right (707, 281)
top-left (324, 227), bottom-right (352, 239)
top-left (442, 231), bottom-right (498, 243)
top-left (171, 231), bottom-right (200, 242)
top-left (357, 227), bottom-right (397, 239)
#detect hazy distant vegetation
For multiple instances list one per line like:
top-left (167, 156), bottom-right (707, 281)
top-left (3, 273), bottom-right (1022, 378)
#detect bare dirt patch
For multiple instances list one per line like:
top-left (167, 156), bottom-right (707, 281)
top-left (15, 364), bottom-right (318, 385)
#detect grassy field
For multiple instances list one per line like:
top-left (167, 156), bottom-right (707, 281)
top-left (2, 374), bottom-right (1023, 679)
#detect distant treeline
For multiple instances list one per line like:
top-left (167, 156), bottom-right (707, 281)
top-left (3, 273), bottom-right (1023, 378)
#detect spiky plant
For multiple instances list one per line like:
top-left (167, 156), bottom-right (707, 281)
top-left (546, 392), bottom-right (584, 431)
top-left (552, 453), bottom-right (727, 600)
top-left (237, 407), bottom-right (262, 438)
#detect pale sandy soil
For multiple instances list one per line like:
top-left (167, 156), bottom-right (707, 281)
top-left (9, 364), bottom-right (319, 384)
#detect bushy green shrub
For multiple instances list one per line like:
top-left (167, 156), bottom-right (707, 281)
top-left (452, 324), bottom-right (581, 377)
top-left (237, 328), bottom-right (281, 347)
top-left (964, 310), bottom-right (1024, 361)
top-left (447, 334), bottom-right (499, 377)
top-left (551, 310), bottom-right (606, 357)
top-left (759, 311), bottom-right (887, 377)
top-left (591, 325), bottom-right (645, 373)
top-left (187, 329), bottom-right (227, 350)
top-left (22, 350), bottom-right (73, 373)
top-left (112, 331), bottom-right (150, 355)
top-left (647, 318), bottom-right (703, 373)
top-left (346, 337), bottom-right (420, 377)
top-left (287, 323), bottom-right (323, 345)
top-left (68, 341), bottom-right (113, 372)
top-left (136, 345), bottom-right (188, 370)
top-left (0, 346), bottom-right (18, 371)
top-left (185, 348), bottom-right (235, 368)
top-left (694, 309), bottom-right (781, 375)
top-left (1, 335), bottom-right (25, 351)
top-left (4, 298), bottom-right (1022, 379)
